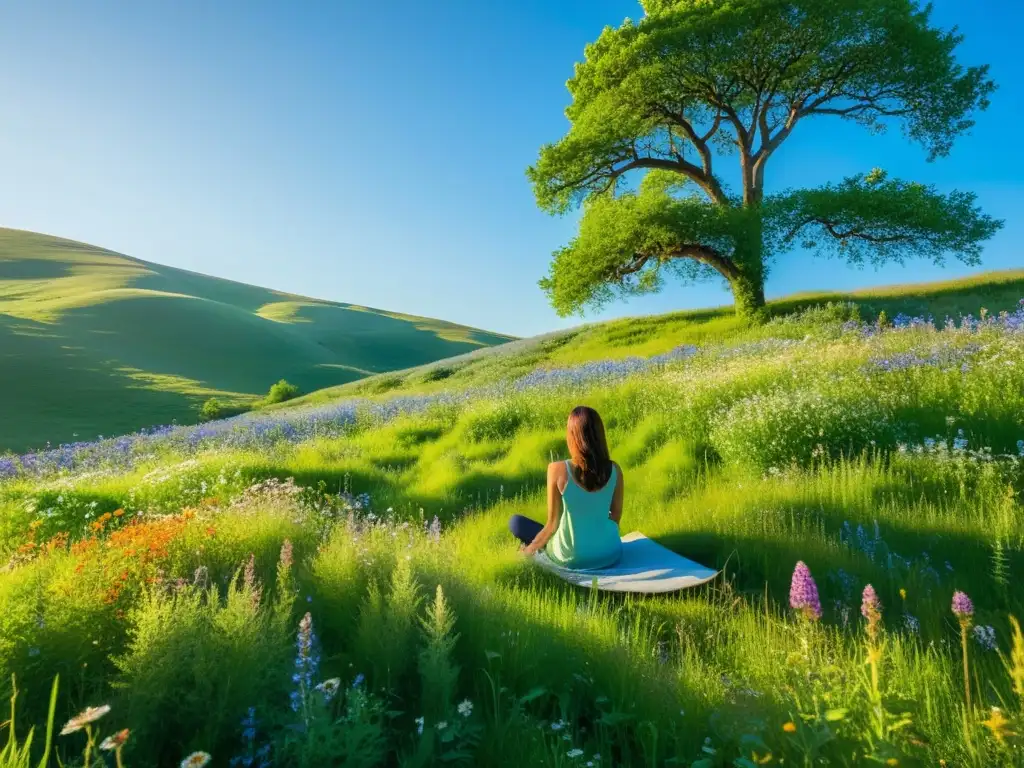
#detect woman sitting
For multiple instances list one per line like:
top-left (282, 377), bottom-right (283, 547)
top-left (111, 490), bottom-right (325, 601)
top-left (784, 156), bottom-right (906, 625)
top-left (509, 405), bottom-right (623, 569)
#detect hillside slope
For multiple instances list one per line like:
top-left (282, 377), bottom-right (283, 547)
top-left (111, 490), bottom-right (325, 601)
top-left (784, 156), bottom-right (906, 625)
top-left (282, 267), bottom-right (1024, 408)
top-left (0, 228), bottom-right (513, 452)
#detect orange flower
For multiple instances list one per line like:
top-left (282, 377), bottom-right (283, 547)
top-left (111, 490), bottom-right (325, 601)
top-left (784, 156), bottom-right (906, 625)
top-left (782, 722), bottom-right (797, 733)
top-left (113, 509), bottom-right (125, 517)
top-left (206, 527), bottom-right (216, 537)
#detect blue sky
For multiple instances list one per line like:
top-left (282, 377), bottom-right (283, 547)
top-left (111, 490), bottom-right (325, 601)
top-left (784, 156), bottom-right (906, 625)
top-left (0, 0), bottom-right (1019, 337)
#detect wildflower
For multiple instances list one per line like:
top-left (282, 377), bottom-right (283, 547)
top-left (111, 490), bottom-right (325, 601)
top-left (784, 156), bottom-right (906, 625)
top-left (789, 561), bottom-right (822, 620)
top-left (316, 678), bottom-right (341, 701)
top-left (952, 591), bottom-right (974, 620)
top-left (457, 699), bottom-right (473, 717)
top-left (973, 625), bottom-right (998, 652)
top-left (180, 752), bottom-right (212, 768)
top-left (414, 716), bottom-right (424, 735)
top-left (61, 704), bottom-right (111, 734)
top-left (352, 673), bottom-right (365, 688)
top-left (551, 719), bottom-right (566, 731)
top-left (899, 588), bottom-right (907, 601)
top-left (982, 707), bottom-right (1016, 745)
top-left (435, 721), bottom-right (448, 730)
top-left (782, 722), bottom-right (797, 733)
top-left (100, 729), bottom-right (130, 750)
top-left (860, 585), bottom-right (881, 619)
top-left (903, 613), bottom-right (920, 635)
top-left (567, 748), bottom-right (584, 758)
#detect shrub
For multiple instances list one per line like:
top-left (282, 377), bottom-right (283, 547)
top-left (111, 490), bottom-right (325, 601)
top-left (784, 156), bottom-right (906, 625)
top-left (264, 380), bottom-right (300, 405)
top-left (199, 398), bottom-right (225, 422)
top-left (198, 398), bottom-right (249, 422)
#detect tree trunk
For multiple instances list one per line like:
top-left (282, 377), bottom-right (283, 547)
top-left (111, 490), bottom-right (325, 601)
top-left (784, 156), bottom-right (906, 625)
top-left (728, 210), bottom-right (768, 321)
top-left (729, 269), bottom-right (767, 320)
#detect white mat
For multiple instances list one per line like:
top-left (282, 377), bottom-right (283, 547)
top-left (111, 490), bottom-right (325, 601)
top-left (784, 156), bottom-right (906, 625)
top-left (532, 531), bottom-right (718, 593)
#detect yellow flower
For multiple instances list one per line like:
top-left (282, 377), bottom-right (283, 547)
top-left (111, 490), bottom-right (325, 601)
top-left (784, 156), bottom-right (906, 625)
top-left (782, 721), bottom-right (797, 733)
top-left (982, 706), bottom-right (1016, 745)
top-left (886, 760), bottom-right (899, 767)
top-left (899, 588), bottom-right (907, 601)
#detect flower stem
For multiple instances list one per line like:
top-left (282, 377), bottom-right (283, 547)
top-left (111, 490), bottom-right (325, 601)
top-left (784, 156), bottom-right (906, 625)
top-left (116, 746), bottom-right (125, 768)
top-left (960, 621), bottom-right (972, 711)
top-left (83, 725), bottom-right (93, 767)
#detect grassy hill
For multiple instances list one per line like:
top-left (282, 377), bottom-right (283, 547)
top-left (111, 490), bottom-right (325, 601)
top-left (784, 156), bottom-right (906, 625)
top-left (1, 272), bottom-right (1023, 766)
top-left (0, 228), bottom-right (513, 453)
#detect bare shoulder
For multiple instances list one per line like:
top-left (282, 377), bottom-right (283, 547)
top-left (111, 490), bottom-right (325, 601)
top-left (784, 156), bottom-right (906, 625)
top-left (547, 460), bottom-right (567, 477)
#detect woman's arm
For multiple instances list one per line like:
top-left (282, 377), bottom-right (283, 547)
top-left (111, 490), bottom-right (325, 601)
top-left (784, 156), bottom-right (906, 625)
top-left (609, 463), bottom-right (624, 525)
top-left (522, 462), bottom-right (563, 555)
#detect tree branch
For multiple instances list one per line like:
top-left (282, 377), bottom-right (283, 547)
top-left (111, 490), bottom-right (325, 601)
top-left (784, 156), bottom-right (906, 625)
top-left (783, 217), bottom-right (915, 244)
top-left (615, 243), bottom-right (740, 284)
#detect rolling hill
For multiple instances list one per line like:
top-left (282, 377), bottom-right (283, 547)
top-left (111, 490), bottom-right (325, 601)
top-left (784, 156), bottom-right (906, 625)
top-left (0, 228), bottom-right (514, 453)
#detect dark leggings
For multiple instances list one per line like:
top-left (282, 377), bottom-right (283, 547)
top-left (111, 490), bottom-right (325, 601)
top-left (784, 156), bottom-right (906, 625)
top-left (508, 514), bottom-right (544, 546)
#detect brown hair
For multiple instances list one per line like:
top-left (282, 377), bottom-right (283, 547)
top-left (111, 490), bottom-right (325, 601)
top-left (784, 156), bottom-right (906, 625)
top-left (566, 406), bottom-right (613, 491)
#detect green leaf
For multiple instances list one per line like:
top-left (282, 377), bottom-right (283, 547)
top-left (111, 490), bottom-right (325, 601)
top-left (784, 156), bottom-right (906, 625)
top-left (517, 686), bottom-right (547, 704)
top-left (825, 708), bottom-right (849, 722)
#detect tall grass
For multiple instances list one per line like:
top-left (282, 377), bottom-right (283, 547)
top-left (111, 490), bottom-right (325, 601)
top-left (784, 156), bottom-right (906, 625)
top-left (0, 301), bottom-right (1022, 765)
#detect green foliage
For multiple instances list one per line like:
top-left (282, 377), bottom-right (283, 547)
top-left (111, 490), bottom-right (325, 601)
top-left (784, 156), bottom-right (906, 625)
top-left (354, 555), bottom-right (422, 693)
top-left (529, 0), bottom-right (999, 319)
top-left (0, 676), bottom-right (56, 768)
top-left (418, 585), bottom-right (459, 723)
top-left (263, 379), bottom-right (301, 405)
top-left (769, 169), bottom-right (1003, 267)
top-left (539, 183), bottom-right (742, 316)
top-left (198, 397), bottom-right (251, 422)
top-left (112, 556), bottom-right (294, 763)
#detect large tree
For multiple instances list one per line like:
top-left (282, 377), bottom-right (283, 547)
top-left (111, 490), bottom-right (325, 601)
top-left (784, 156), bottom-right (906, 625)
top-left (528, 0), bottom-right (1003, 320)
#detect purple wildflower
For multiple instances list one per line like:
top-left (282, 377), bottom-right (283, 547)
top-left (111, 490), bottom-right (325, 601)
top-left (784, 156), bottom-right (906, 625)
top-left (952, 591), bottom-right (974, 620)
top-left (861, 584), bottom-right (882, 640)
top-left (789, 561), bottom-right (822, 620)
top-left (861, 584), bottom-right (882, 620)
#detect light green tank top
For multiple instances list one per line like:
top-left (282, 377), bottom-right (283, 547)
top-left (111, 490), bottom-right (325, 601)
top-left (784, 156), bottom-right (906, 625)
top-left (546, 460), bottom-right (621, 570)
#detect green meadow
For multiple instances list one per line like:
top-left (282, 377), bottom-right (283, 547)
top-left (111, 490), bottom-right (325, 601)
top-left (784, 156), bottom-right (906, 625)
top-left (0, 228), bottom-right (512, 454)
top-left (1, 272), bottom-right (1024, 766)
